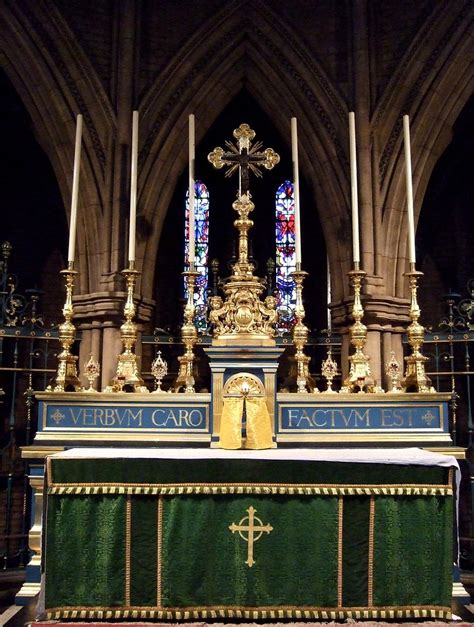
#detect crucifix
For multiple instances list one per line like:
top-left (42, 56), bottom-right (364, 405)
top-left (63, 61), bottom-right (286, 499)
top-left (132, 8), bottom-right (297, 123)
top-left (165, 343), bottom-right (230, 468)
top-left (208, 123), bottom-right (280, 195)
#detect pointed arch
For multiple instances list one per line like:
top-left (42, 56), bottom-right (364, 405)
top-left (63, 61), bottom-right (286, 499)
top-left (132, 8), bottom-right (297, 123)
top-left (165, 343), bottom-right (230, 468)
top-left (136, 1), bottom-right (353, 301)
top-left (0, 1), bottom-right (115, 291)
top-left (372, 1), bottom-right (474, 296)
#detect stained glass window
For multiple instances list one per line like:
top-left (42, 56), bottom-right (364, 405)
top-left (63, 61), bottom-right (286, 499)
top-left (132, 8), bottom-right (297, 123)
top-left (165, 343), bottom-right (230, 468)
top-left (275, 180), bottom-right (296, 333)
top-left (184, 181), bottom-right (210, 333)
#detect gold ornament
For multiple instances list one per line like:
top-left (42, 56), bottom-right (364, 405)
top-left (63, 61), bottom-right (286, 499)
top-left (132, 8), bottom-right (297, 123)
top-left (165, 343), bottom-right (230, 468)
top-left (108, 265), bottom-right (148, 393)
top-left (401, 268), bottom-right (434, 392)
top-left (47, 263), bottom-right (82, 392)
top-left (84, 354), bottom-right (100, 392)
top-left (321, 349), bottom-right (338, 393)
top-left (385, 351), bottom-right (402, 393)
top-left (151, 350), bottom-right (168, 393)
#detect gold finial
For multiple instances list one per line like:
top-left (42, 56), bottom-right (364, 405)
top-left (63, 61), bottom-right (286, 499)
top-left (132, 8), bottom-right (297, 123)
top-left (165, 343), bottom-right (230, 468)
top-left (84, 354), bottom-right (100, 392)
top-left (151, 350), bottom-right (168, 393)
top-left (385, 351), bottom-right (402, 393)
top-left (322, 349), bottom-right (338, 393)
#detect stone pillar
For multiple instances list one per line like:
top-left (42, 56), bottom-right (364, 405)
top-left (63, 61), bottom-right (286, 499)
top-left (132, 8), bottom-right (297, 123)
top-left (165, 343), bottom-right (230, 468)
top-left (332, 294), bottom-right (410, 391)
top-left (74, 292), bottom-right (155, 390)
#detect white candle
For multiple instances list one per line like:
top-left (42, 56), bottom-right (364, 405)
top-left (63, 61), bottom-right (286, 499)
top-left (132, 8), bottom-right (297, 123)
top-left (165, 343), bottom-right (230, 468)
top-left (128, 110), bottom-right (139, 264)
top-left (327, 255), bottom-right (332, 331)
top-left (291, 117), bottom-right (301, 266)
top-left (348, 112), bottom-right (360, 265)
top-left (67, 114), bottom-right (83, 264)
top-left (403, 115), bottom-right (416, 264)
top-left (188, 114), bottom-right (196, 265)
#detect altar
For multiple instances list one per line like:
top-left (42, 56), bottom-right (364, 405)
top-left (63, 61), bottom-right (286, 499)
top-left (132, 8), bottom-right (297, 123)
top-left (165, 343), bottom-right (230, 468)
top-left (17, 116), bottom-right (469, 615)
top-left (43, 447), bottom-right (457, 621)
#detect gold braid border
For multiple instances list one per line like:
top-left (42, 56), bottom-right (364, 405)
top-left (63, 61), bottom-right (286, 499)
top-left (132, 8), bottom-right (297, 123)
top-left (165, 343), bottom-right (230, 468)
top-left (337, 496), bottom-right (343, 607)
top-left (368, 495), bottom-right (375, 607)
top-left (45, 605), bottom-right (452, 621)
top-left (47, 482), bottom-right (452, 497)
top-left (156, 496), bottom-right (163, 609)
top-left (125, 495), bottom-right (132, 606)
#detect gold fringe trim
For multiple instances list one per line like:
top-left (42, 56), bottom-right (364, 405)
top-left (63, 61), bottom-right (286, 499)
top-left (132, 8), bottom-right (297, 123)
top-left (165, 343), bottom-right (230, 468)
top-left (45, 605), bottom-right (452, 621)
top-left (156, 496), bottom-right (163, 609)
top-left (48, 483), bottom-right (452, 497)
top-left (337, 496), bottom-right (343, 607)
top-left (125, 495), bottom-right (131, 606)
top-left (368, 495), bottom-right (375, 607)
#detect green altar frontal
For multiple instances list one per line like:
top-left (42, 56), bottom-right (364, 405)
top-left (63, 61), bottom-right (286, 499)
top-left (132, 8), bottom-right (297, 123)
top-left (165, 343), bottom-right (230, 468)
top-left (44, 448), bottom-right (456, 621)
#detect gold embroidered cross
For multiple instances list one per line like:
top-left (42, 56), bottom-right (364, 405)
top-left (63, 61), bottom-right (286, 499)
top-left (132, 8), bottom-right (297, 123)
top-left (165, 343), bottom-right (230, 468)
top-left (229, 505), bottom-right (273, 567)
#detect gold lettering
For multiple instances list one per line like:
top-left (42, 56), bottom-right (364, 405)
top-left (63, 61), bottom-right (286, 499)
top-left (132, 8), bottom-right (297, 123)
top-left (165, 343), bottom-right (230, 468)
top-left (296, 410), bottom-right (312, 428)
top-left (179, 409), bottom-right (189, 426)
top-left (311, 409), bottom-right (327, 427)
top-left (82, 408), bottom-right (96, 426)
top-left (392, 409), bottom-right (405, 427)
top-left (354, 409), bottom-right (370, 427)
top-left (126, 408), bottom-right (142, 427)
top-left (151, 409), bottom-right (167, 427)
top-left (341, 410), bottom-right (353, 427)
top-left (166, 409), bottom-right (179, 427)
top-left (188, 409), bottom-right (203, 427)
top-left (69, 408), bottom-right (82, 425)
top-left (381, 409), bottom-right (393, 427)
top-left (287, 409), bottom-right (300, 427)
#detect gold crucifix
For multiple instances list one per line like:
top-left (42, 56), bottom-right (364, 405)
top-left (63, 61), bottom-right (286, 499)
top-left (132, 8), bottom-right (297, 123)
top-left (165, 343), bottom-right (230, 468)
top-left (229, 505), bottom-right (273, 567)
top-left (208, 124), bottom-right (280, 195)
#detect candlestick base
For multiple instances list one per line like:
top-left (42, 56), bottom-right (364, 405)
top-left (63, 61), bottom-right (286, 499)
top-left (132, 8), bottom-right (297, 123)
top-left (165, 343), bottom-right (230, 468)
top-left (340, 269), bottom-right (384, 394)
top-left (401, 270), bottom-right (435, 393)
top-left (173, 270), bottom-right (200, 393)
top-left (47, 267), bottom-right (83, 392)
top-left (107, 267), bottom-right (148, 393)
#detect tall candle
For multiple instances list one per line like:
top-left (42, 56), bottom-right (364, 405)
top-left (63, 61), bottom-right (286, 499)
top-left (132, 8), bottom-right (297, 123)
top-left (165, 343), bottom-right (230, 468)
top-left (291, 117), bottom-right (301, 266)
top-left (403, 115), bottom-right (416, 264)
top-left (67, 114), bottom-right (83, 264)
top-left (348, 112), bottom-right (360, 265)
top-left (128, 110), bottom-right (139, 264)
top-left (188, 114), bottom-right (196, 265)
top-left (327, 255), bottom-right (332, 331)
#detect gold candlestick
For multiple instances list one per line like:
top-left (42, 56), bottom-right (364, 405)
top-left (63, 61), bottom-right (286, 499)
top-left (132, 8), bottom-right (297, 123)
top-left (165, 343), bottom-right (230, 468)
top-left (401, 267), bottom-right (434, 392)
top-left (48, 264), bottom-right (82, 392)
top-left (341, 267), bottom-right (381, 393)
top-left (173, 269), bottom-right (200, 393)
top-left (109, 264), bottom-right (148, 392)
top-left (291, 269), bottom-right (313, 393)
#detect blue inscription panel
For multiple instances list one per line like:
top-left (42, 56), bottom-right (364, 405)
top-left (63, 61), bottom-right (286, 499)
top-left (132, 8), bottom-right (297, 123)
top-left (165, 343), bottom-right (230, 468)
top-left (41, 402), bottom-right (210, 432)
top-left (279, 403), bottom-right (447, 432)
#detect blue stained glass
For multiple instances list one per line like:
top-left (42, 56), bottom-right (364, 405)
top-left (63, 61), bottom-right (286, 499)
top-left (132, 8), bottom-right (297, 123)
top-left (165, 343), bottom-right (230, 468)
top-left (184, 181), bottom-right (210, 333)
top-left (275, 180), bottom-right (296, 333)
